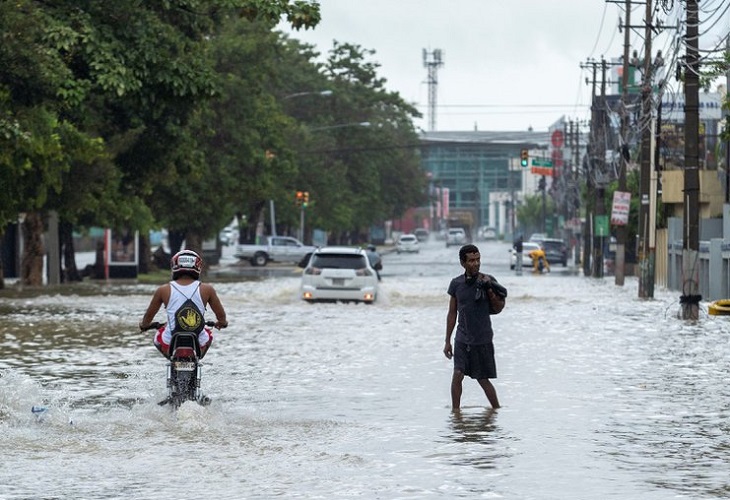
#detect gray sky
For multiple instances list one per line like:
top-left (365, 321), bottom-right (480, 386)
top-left (279, 1), bottom-right (730, 132)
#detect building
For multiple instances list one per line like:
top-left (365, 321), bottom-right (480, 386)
top-left (418, 128), bottom-right (570, 240)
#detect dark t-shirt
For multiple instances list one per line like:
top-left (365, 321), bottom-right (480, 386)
top-left (447, 274), bottom-right (496, 345)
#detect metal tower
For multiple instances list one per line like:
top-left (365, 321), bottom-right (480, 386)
top-left (423, 49), bottom-right (444, 131)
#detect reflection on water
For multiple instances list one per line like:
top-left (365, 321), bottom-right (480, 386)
top-left (446, 408), bottom-right (510, 470)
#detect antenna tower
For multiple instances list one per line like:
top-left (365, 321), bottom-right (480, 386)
top-left (423, 49), bottom-right (444, 131)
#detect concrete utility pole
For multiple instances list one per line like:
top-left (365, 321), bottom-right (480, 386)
top-left (615, 0), bottom-right (631, 286)
top-left (423, 49), bottom-right (444, 131)
top-left (681, 0), bottom-right (701, 319)
top-left (582, 60), bottom-right (599, 277)
top-left (592, 58), bottom-right (608, 279)
top-left (638, 0), bottom-right (654, 298)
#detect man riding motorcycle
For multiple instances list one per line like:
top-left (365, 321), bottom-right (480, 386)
top-left (139, 249), bottom-right (228, 358)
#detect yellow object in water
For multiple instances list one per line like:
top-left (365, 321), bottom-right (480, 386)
top-left (708, 299), bottom-right (730, 316)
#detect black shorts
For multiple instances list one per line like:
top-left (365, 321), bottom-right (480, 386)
top-left (453, 341), bottom-right (496, 380)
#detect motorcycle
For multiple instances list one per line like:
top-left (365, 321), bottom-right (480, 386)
top-left (143, 321), bottom-right (214, 408)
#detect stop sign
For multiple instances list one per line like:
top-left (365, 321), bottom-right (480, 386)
top-left (551, 130), bottom-right (564, 148)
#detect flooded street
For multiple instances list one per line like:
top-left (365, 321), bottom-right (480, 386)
top-left (2, 240), bottom-right (730, 499)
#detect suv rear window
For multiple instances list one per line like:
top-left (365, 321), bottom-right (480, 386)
top-left (310, 254), bottom-right (367, 269)
top-left (541, 240), bottom-right (565, 250)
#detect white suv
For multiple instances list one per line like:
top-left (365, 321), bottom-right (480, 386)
top-left (446, 228), bottom-right (466, 247)
top-left (300, 246), bottom-right (378, 303)
top-left (396, 234), bottom-right (420, 253)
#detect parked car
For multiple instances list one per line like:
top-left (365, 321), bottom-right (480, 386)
top-left (510, 241), bottom-right (541, 269)
top-left (446, 228), bottom-right (467, 247)
top-left (300, 246), bottom-right (378, 303)
top-left (478, 226), bottom-right (497, 240)
top-left (529, 233), bottom-right (547, 243)
top-left (219, 227), bottom-right (238, 246)
top-left (396, 234), bottom-right (420, 253)
top-left (540, 238), bottom-right (568, 266)
top-left (413, 228), bottom-right (430, 242)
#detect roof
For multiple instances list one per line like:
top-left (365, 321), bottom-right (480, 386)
top-left (419, 130), bottom-right (552, 148)
top-left (314, 246), bottom-right (366, 255)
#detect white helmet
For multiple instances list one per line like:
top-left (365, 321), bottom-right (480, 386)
top-left (171, 250), bottom-right (202, 278)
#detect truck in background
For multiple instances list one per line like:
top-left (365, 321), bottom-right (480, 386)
top-left (233, 236), bottom-right (316, 267)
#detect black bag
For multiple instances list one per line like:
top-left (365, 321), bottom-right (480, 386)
top-left (172, 283), bottom-right (205, 334)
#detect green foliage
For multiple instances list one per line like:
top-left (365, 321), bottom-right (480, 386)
top-left (0, 0), bottom-right (431, 271)
top-left (517, 193), bottom-right (556, 236)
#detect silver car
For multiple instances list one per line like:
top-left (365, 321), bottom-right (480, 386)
top-left (446, 228), bottom-right (466, 247)
top-left (396, 234), bottom-right (420, 253)
top-left (301, 247), bottom-right (378, 303)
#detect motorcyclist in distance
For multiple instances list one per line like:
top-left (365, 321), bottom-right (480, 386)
top-left (139, 249), bottom-right (228, 358)
top-left (365, 244), bottom-right (383, 281)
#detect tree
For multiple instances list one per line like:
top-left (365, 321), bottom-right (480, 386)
top-left (0, 0), bottom-right (321, 285)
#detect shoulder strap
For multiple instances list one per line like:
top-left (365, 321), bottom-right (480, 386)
top-left (171, 282), bottom-right (204, 333)
top-left (170, 281), bottom-right (201, 300)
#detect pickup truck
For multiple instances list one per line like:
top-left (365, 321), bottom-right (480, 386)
top-left (234, 236), bottom-right (317, 267)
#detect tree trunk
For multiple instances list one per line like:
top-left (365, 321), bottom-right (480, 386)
top-left (59, 220), bottom-right (82, 282)
top-left (168, 230), bottom-right (185, 256)
top-left (0, 228), bottom-right (5, 290)
top-left (138, 233), bottom-right (150, 274)
top-left (21, 211), bottom-right (44, 286)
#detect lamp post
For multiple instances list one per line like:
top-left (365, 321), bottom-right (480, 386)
top-left (283, 90), bottom-right (333, 100)
top-left (307, 121), bottom-right (371, 132)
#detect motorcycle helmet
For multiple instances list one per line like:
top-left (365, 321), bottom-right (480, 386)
top-left (171, 249), bottom-right (203, 278)
top-left (367, 244), bottom-right (377, 252)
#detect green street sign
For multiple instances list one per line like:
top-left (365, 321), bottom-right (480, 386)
top-left (594, 215), bottom-right (609, 237)
top-left (531, 159), bottom-right (553, 167)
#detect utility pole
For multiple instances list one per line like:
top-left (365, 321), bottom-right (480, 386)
top-left (592, 58), bottom-right (608, 279)
top-left (726, 36), bottom-right (730, 204)
top-left (681, 0), bottom-right (701, 319)
top-left (615, 0), bottom-right (631, 286)
top-left (582, 60), bottom-right (599, 277)
top-left (423, 49), bottom-right (444, 131)
top-left (637, 0), bottom-right (654, 298)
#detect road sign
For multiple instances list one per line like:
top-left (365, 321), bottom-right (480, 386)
top-left (531, 166), bottom-right (553, 176)
top-left (531, 159), bottom-right (553, 167)
top-left (551, 129), bottom-right (564, 148)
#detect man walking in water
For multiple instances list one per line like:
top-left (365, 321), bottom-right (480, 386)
top-left (443, 244), bottom-right (507, 410)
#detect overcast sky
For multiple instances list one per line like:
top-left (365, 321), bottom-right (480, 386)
top-left (278, 1), bottom-right (730, 133)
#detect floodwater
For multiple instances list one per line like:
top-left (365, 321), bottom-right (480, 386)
top-left (2, 240), bottom-right (730, 499)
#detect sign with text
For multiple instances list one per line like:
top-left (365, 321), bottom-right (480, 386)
top-left (531, 159), bottom-right (553, 167)
top-left (594, 215), bottom-right (610, 237)
top-left (610, 191), bottom-right (631, 226)
top-left (531, 166), bottom-right (553, 176)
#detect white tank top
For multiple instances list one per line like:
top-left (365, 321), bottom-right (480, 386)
top-left (162, 281), bottom-right (206, 344)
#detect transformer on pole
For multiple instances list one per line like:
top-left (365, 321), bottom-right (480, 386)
top-left (423, 49), bottom-right (444, 131)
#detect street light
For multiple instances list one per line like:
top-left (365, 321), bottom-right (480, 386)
top-left (307, 121), bottom-right (371, 132)
top-left (283, 90), bottom-right (333, 100)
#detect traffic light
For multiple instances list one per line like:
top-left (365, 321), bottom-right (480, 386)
top-left (295, 191), bottom-right (304, 206)
top-left (520, 149), bottom-right (529, 167)
top-left (302, 191), bottom-right (309, 207)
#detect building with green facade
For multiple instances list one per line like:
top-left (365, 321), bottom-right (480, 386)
top-left (419, 130), bottom-right (553, 240)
